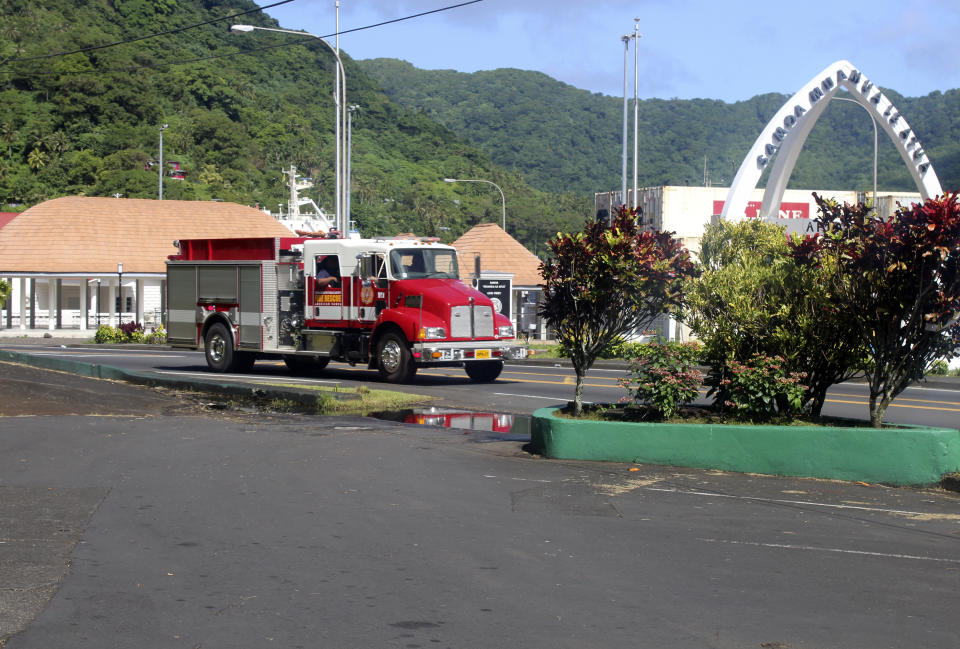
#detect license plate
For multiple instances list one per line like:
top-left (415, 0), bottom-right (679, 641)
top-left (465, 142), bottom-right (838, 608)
top-left (475, 349), bottom-right (491, 359)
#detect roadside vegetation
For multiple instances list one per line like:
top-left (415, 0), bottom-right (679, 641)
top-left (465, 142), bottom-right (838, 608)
top-left (543, 194), bottom-right (960, 427)
top-left (94, 324), bottom-right (167, 344)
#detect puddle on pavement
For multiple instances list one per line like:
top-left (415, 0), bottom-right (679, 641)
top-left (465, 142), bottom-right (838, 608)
top-left (372, 407), bottom-right (531, 442)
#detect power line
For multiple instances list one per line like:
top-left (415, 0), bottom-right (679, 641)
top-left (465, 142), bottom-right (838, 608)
top-left (0, 0), bottom-right (297, 65)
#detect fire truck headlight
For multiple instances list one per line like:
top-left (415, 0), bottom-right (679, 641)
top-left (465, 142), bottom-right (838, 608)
top-left (421, 327), bottom-right (446, 340)
top-left (498, 325), bottom-right (515, 338)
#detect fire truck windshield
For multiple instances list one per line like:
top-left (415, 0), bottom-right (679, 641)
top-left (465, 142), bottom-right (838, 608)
top-left (389, 248), bottom-right (459, 280)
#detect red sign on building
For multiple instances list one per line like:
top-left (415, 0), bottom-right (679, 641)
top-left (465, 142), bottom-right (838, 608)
top-left (713, 200), bottom-right (809, 219)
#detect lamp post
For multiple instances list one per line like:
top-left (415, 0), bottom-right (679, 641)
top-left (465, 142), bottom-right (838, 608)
top-left (444, 178), bottom-right (506, 232)
top-left (231, 24), bottom-right (348, 233)
top-left (158, 123), bottom-right (168, 200)
top-left (621, 33), bottom-right (631, 209)
top-left (832, 96), bottom-right (878, 203)
top-left (347, 104), bottom-right (359, 233)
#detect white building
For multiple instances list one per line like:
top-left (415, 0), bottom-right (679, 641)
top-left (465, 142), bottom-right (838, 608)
top-left (0, 196), bottom-right (295, 333)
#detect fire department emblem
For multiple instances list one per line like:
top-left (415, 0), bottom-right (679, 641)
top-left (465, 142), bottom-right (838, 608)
top-left (360, 284), bottom-right (375, 305)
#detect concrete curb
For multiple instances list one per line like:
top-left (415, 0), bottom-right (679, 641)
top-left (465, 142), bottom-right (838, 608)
top-left (0, 350), bottom-right (359, 412)
top-left (530, 406), bottom-right (960, 486)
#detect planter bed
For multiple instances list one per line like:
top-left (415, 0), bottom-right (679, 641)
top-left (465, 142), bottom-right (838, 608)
top-left (531, 406), bottom-right (960, 486)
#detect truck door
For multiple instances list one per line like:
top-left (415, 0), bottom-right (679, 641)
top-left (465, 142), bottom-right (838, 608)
top-left (311, 254), bottom-right (343, 321)
top-left (355, 253), bottom-right (387, 323)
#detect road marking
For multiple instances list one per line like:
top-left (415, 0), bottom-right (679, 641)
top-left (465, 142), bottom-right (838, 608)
top-left (825, 397), bottom-right (960, 413)
top-left (698, 538), bottom-right (960, 564)
top-left (493, 392), bottom-right (564, 401)
top-left (8, 350), bottom-right (184, 358)
top-left (644, 486), bottom-right (955, 518)
top-left (152, 370), bottom-right (342, 385)
top-left (829, 391), bottom-right (960, 406)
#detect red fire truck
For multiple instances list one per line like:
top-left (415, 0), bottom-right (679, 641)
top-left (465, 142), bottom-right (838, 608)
top-left (165, 236), bottom-right (521, 382)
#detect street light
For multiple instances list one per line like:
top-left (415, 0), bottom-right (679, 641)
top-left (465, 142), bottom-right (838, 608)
top-left (832, 96), bottom-right (878, 204)
top-left (347, 104), bottom-right (360, 233)
top-left (158, 123), bottom-right (168, 200)
top-left (444, 178), bottom-right (506, 232)
top-left (231, 24), bottom-right (348, 233)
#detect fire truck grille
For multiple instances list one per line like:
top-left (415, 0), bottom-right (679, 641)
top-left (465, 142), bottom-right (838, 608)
top-left (450, 305), bottom-right (494, 338)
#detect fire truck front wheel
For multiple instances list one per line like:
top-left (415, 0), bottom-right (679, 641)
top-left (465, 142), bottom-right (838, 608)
top-left (377, 331), bottom-right (417, 383)
top-left (465, 360), bottom-right (504, 382)
top-left (205, 322), bottom-right (244, 373)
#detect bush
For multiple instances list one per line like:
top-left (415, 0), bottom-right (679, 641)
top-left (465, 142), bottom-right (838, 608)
top-left (604, 339), bottom-right (704, 363)
top-left (144, 325), bottom-right (167, 344)
top-left (719, 354), bottom-right (807, 421)
top-left (94, 325), bottom-right (123, 343)
top-left (94, 322), bottom-right (155, 344)
top-left (928, 360), bottom-right (950, 376)
top-left (619, 341), bottom-right (703, 419)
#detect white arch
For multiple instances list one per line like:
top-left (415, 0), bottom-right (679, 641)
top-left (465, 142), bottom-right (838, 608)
top-left (722, 60), bottom-right (943, 221)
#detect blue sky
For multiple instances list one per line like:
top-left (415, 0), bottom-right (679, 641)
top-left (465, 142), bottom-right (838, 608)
top-left (254, 0), bottom-right (960, 102)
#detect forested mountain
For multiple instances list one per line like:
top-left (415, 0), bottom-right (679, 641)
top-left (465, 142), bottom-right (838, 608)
top-left (357, 59), bottom-right (960, 196)
top-left (0, 0), bottom-right (588, 257)
top-left (3, 1), bottom-right (957, 263)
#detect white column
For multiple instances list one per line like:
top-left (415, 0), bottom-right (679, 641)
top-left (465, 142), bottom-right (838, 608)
top-left (47, 278), bottom-right (57, 330)
top-left (80, 278), bottom-right (89, 331)
top-left (18, 277), bottom-right (26, 330)
top-left (109, 283), bottom-right (117, 327)
top-left (136, 278), bottom-right (144, 324)
top-left (93, 280), bottom-right (101, 328)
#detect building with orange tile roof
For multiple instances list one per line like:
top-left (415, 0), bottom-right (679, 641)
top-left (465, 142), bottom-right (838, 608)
top-left (0, 197), bottom-right (295, 332)
top-left (451, 222), bottom-right (545, 337)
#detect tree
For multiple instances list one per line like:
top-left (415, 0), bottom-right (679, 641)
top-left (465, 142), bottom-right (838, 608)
top-left (539, 206), bottom-right (697, 415)
top-left (684, 218), bottom-right (865, 416)
top-left (790, 193), bottom-right (960, 426)
top-left (0, 278), bottom-right (9, 308)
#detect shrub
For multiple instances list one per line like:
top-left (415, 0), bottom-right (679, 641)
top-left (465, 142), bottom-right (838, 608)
top-left (94, 325), bottom-right (123, 344)
top-left (719, 354), bottom-right (807, 421)
top-left (118, 321), bottom-right (143, 341)
top-left (144, 325), bottom-right (167, 344)
top-left (619, 341), bottom-right (703, 419)
top-left (94, 322), bottom-right (153, 344)
top-left (928, 360), bottom-right (950, 376)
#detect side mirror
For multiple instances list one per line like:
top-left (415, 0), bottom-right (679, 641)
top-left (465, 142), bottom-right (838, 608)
top-left (358, 253), bottom-right (376, 280)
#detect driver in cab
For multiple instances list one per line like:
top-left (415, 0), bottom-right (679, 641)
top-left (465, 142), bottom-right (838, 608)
top-left (315, 255), bottom-right (341, 290)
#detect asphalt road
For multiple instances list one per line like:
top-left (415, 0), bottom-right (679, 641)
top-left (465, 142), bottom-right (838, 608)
top-left (1, 346), bottom-right (959, 647)
top-left (3, 341), bottom-right (960, 428)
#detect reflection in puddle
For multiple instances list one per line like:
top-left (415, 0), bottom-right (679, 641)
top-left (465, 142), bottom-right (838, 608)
top-left (375, 407), bottom-right (530, 440)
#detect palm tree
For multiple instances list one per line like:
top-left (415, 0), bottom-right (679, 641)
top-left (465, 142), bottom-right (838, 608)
top-left (27, 147), bottom-right (47, 171)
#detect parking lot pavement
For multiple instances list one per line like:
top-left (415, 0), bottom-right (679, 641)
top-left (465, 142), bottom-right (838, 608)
top-left (2, 361), bottom-right (960, 648)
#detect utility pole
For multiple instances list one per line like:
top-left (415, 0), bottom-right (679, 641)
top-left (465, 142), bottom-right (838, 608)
top-left (632, 19), bottom-right (641, 210)
top-left (158, 124), bottom-right (168, 200)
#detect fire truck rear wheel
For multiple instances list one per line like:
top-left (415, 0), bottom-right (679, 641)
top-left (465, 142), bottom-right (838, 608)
top-left (205, 322), bottom-right (239, 373)
top-left (464, 360), bottom-right (503, 382)
top-left (377, 331), bottom-right (416, 383)
top-left (283, 355), bottom-right (330, 375)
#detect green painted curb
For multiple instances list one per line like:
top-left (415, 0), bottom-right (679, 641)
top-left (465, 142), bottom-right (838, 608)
top-left (531, 407), bottom-right (960, 486)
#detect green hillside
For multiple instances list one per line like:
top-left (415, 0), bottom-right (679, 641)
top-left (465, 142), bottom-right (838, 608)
top-left (356, 59), bottom-right (960, 195)
top-left (0, 0), bottom-right (588, 256)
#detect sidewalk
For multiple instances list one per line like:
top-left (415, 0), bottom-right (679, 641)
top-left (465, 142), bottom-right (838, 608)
top-left (0, 327), bottom-right (94, 339)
